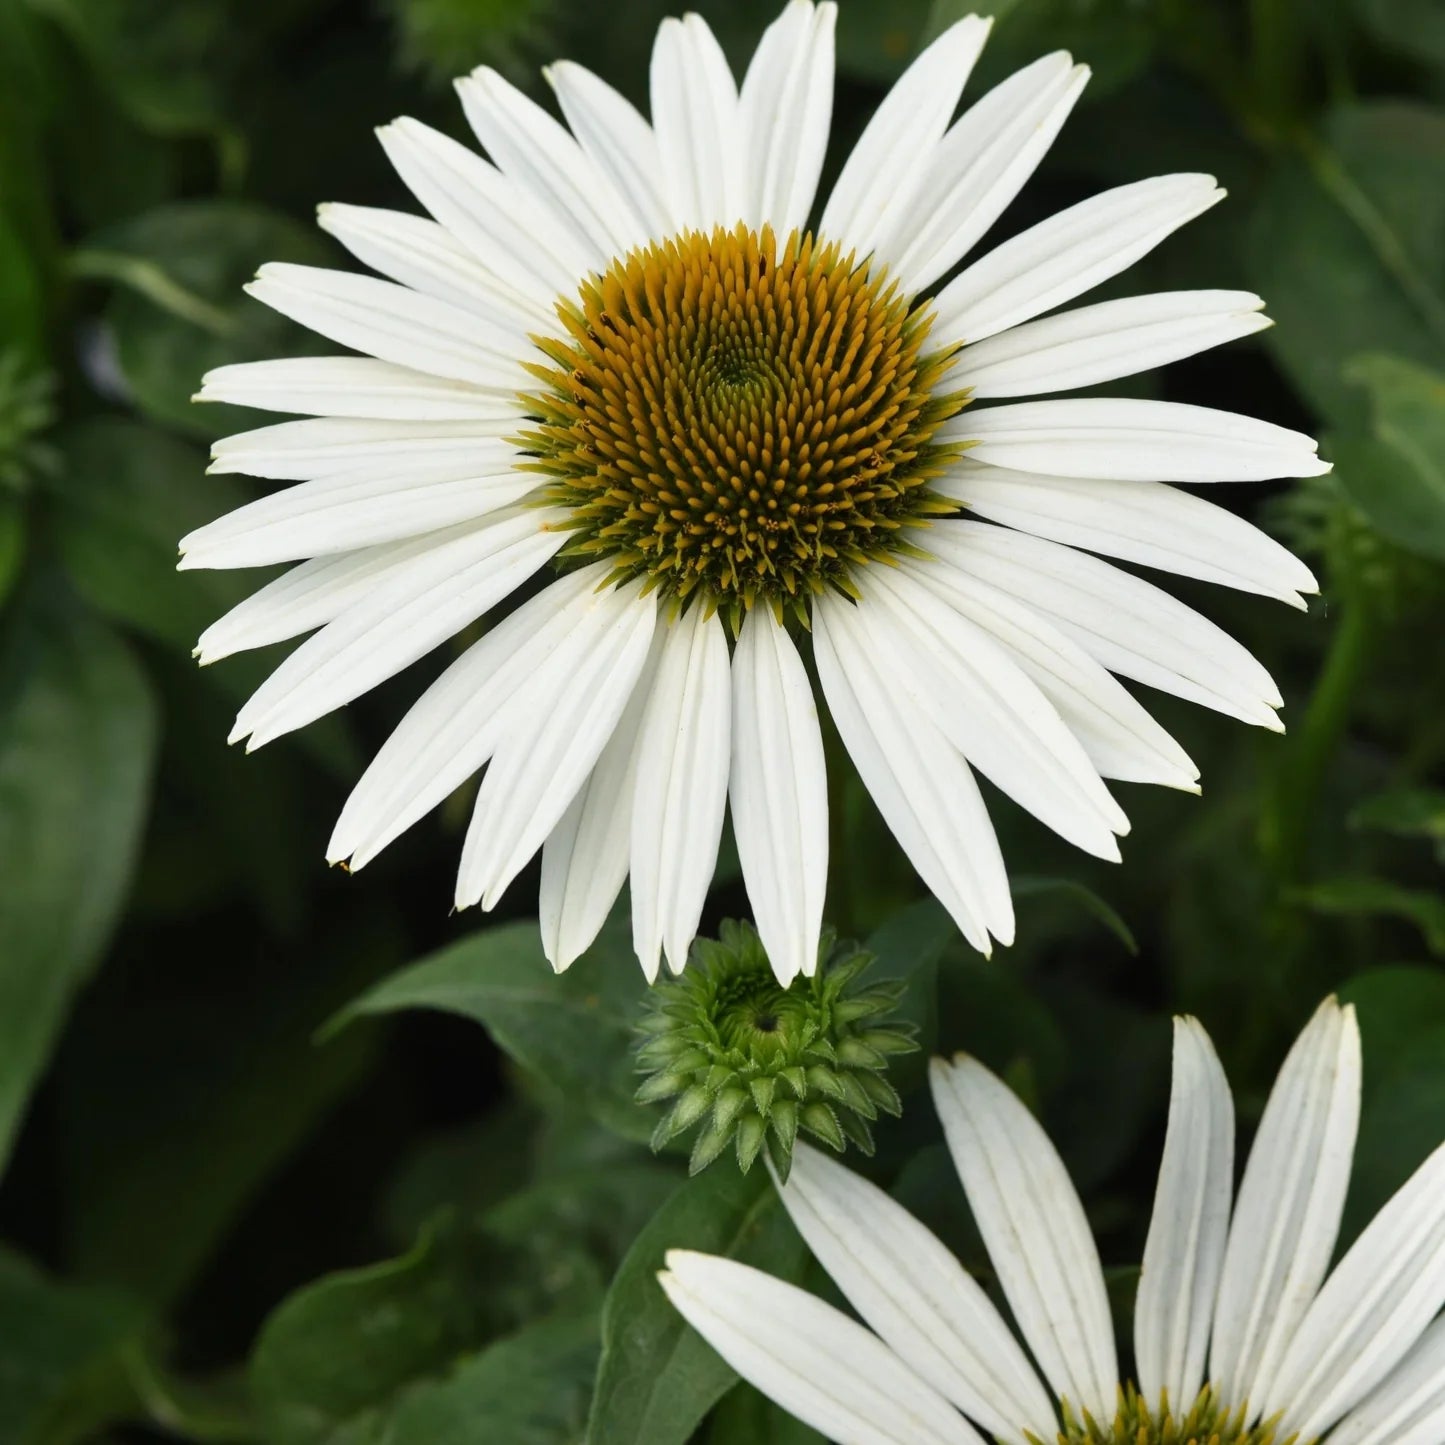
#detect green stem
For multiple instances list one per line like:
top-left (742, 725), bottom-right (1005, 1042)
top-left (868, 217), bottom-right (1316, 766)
top-left (67, 249), bottom-right (238, 336)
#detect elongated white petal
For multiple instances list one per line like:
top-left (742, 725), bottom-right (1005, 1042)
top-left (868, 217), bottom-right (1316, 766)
top-left (739, 0), bottom-right (835, 234)
top-left (196, 536), bottom-right (450, 664)
top-left (862, 566), bottom-right (1129, 861)
top-left (820, 16), bottom-right (990, 265)
top-left (377, 117), bottom-right (583, 308)
top-left (546, 61), bottom-right (671, 238)
top-left (1209, 998), bottom-right (1362, 1413)
top-left (456, 587), bottom-right (656, 911)
top-left (880, 52), bottom-right (1088, 295)
top-left (180, 468), bottom-right (538, 569)
top-left (1266, 1140), bottom-right (1445, 1439)
top-left (819, 17), bottom-right (989, 267)
top-left (952, 291), bottom-right (1271, 398)
top-left (1329, 1317), bottom-right (1445, 1445)
top-left (932, 174), bottom-right (1224, 346)
top-left (944, 399), bottom-right (1329, 482)
top-left (196, 358), bottom-right (513, 422)
top-left (629, 606), bottom-right (731, 980)
top-left (780, 1144), bottom-right (1057, 1443)
top-left (327, 564), bottom-right (609, 868)
top-left (209, 418), bottom-right (517, 484)
top-left (539, 624), bottom-right (666, 972)
top-left (316, 203), bottom-right (544, 337)
top-left (651, 13), bottom-right (741, 231)
top-left (230, 509), bottom-right (565, 750)
top-left (456, 67), bottom-right (645, 261)
top-left (930, 1054), bottom-right (1118, 1422)
top-left (660, 1252), bottom-right (984, 1445)
top-left (939, 464), bottom-right (1319, 606)
top-left (245, 263), bottom-right (530, 392)
top-left (899, 555), bottom-right (1197, 790)
top-left (813, 595), bottom-right (1013, 955)
top-left (1134, 1018), bottom-right (1234, 1411)
top-left (927, 523), bottom-right (1285, 729)
top-left (729, 610), bottom-right (827, 985)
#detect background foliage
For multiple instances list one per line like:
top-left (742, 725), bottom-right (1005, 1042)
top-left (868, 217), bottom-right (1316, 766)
top-left (2, 0), bottom-right (1444, 1440)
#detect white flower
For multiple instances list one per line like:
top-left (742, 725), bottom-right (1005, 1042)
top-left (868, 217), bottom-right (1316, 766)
top-left (661, 998), bottom-right (1445, 1445)
top-left (183, 0), bottom-right (1326, 983)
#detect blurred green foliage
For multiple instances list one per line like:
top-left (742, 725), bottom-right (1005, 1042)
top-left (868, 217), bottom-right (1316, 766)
top-left (1, 0), bottom-right (1445, 1440)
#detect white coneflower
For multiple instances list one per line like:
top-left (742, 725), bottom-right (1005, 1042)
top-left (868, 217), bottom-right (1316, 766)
top-left (183, 0), bottom-right (1325, 982)
top-left (662, 998), bottom-right (1445, 1445)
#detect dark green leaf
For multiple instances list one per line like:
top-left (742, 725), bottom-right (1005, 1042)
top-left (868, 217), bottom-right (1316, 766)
top-left (1352, 787), bottom-right (1445, 853)
top-left (1290, 876), bottom-right (1445, 955)
top-left (328, 916), bottom-right (653, 1143)
top-left (376, 1313), bottom-right (599, 1445)
top-left (586, 1168), bottom-right (809, 1445)
top-left (1355, 0), bottom-right (1445, 69)
top-left (1331, 354), bottom-right (1445, 563)
top-left (1012, 875), bottom-right (1138, 954)
top-left (0, 586), bottom-right (157, 1173)
top-left (78, 200), bottom-right (334, 438)
top-left (1248, 104), bottom-right (1445, 427)
top-left (0, 496), bottom-right (24, 611)
top-left (861, 898), bottom-right (955, 1087)
top-left (0, 1247), bottom-right (146, 1445)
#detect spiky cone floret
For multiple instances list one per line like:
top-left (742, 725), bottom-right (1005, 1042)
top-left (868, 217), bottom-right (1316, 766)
top-left (1038, 1385), bottom-right (1300, 1445)
top-left (635, 920), bottom-right (916, 1178)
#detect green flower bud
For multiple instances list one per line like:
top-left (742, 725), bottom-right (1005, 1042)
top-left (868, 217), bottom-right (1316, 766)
top-left (633, 920), bottom-right (918, 1179)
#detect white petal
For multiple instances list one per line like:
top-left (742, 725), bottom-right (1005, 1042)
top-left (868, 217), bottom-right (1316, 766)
top-left (327, 564), bottom-right (609, 869)
top-left (940, 463), bottom-right (1319, 606)
top-left (952, 290), bottom-right (1271, 398)
top-left (180, 467), bottom-right (538, 569)
top-left (229, 509), bottom-right (565, 750)
top-left (316, 203), bottom-right (545, 336)
top-left (943, 399), bottom-right (1329, 482)
top-left (780, 1143), bottom-right (1057, 1443)
top-left (377, 116), bottom-right (584, 308)
top-left (539, 623), bottom-right (666, 973)
top-left (1209, 998), bottom-right (1362, 1413)
top-left (899, 554), bottom-right (1197, 791)
top-left (546, 61), bottom-right (672, 238)
top-left (926, 522), bottom-right (1286, 729)
top-left (455, 587), bottom-right (656, 911)
top-left (738, 0), bottom-right (836, 234)
top-left (813, 595), bottom-right (1013, 955)
top-left (930, 1054), bottom-right (1118, 1422)
top-left (629, 606), bottom-right (731, 980)
top-left (195, 536), bottom-right (449, 665)
top-left (1266, 1140), bottom-right (1445, 1439)
top-left (1328, 1316), bottom-right (1445, 1445)
top-left (861, 567), bottom-right (1129, 861)
top-left (932, 174), bottom-right (1224, 345)
top-left (650, 13), bottom-right (741, 231)
top-left (819, 16), bottom-right (990, 267)
top-left (245, 263), bottom-right (531, 392)
top-left (196, 357), bottom-right (513, 422)
top-left (209, 417), bottom-right (518, 484)
top-left (879, 52), bottom-right (1088, 295)
top-left (456, 67), bottom-right (646, 261)
top-left (729, 610), bottom-right (827, 986)
top-left (1134, 1017), bottom-right (1234, 1411)
top-left (660, 1252), bottom-right (984, 1445)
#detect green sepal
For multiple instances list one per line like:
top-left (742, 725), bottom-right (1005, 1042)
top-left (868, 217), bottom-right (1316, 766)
top-left (800, 1101), bottom-right (844, 1152)
top-left (734, 1112), bottom-right (767, 1173)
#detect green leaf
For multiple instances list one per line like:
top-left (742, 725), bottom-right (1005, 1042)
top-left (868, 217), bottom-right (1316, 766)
top-left (0, 495), bottom-right (24, 611)
top-left (0, 585), bottom-right (157, 1174)
top-left (1355, 0), bottom-right (1445, 69)
top-left (1012, 875), bottom-right (1139, 954)
top-left (77, 200), bottom-right (334, 438)
top-left (1248, 104), bottom-right (1445, 427)
top-left (1290, 876), bottom-right (1445, 955)
top-left (1330, 354), bottom-right (1445, 563)
top-left (1352, 786), bottom-right (1445, 856)
top-left (374, 1313), bottom-right (599, 1445)
top-left (861, 898), bottom-right (955, 1088)
top-left (328, 916), bottom-right (654, 1143)
top-left (586, 1168), bottom-right (810, 1445)
top-left (0, 1247), bottom-right (146, 1445)
top-left (1339, 967), bottom-right (1445, 1239)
